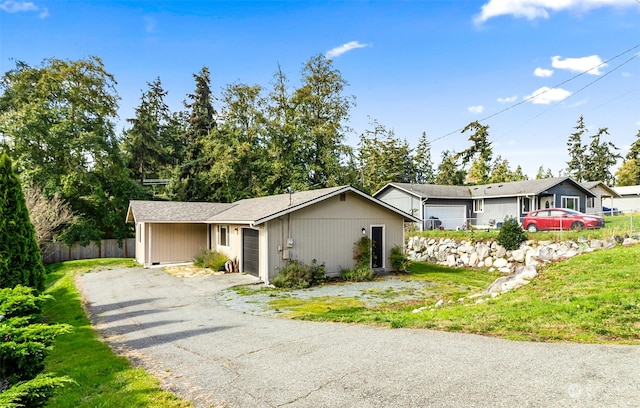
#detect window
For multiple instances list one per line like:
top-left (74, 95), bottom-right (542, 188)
top-left (473, 199), bottom-right (484, 213)
top-left (218, 225), bottom-right (229, 247)
top-left (521, 197), bottom-right (531, 213)
top-left (561, 196), bottom-right (579, 210)
top-left (587, 197), bottom-right (595, 208)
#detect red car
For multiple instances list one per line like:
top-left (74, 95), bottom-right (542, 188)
top-left (522, 208), bottom-right (605, 232)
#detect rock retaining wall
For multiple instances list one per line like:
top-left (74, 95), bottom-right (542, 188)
top-left (406, 233), bottom-right (640, 298)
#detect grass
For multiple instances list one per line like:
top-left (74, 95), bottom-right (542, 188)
top-left (42, 259), bottom-right (192, 408)
top-left (261, 246), bottom-right (640, 344)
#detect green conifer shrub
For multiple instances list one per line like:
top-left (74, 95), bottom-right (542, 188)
top-left (0, 153), bottom-right (46, 291)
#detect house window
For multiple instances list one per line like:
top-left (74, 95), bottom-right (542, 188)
top-left (473, 199), bottom-right (484, 213)
top-left (561, 196), bottom-right (579, 210)
top-left (218, 225), bottom-right (229, 247)
top-left (340, 192), bottom-right (346, 201)
top-left (587, 197), bottom-right (595, 208)
top-left (521, 197), bottom-right (531, 213)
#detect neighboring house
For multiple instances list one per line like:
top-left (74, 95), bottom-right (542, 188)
top-left (580, 181), bottom-right (620, 215)
top-left (126, 186), bottom-right (419, 283)
top-left (374, 177), bottom-right (596, 230)
top-left (611, 185), bottom-right (640, 213)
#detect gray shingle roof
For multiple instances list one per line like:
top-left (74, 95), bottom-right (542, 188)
top-left (127, 185), bottom-right (420, 225)
top-left (379, 177), bottom-right (594, 199)
top-left (126, 201), bottom-right (234, 223)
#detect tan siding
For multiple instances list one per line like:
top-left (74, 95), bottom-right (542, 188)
top-left (266, 192), bottom-right (406, 279)
top-left (149, 223), bottom-right (207, 264)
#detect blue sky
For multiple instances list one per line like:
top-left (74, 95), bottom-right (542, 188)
top-left (1, 0), bottom-right (639, 179)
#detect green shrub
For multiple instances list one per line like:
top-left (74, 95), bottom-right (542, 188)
top-left (497, 216), bottom-right (527, 250)
top-left (272, 259), bottom-right (326, 289)
top-left (0, 286), bottom-right (72, 406)
top-left (390, 245), bottom-right (411, 272)
top-left (353, 236), bottom-right (372, 269)
top-left (193, 250), bottom-right (228, 270)
top-left (340, 266), bottom-right (374, 282)
top-left (0, 153), bottom-right (46, 292)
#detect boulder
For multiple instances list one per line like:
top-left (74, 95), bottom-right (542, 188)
top-left (493, 258), bottom-right (508, 268)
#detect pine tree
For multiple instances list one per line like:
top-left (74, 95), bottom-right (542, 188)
top-left (0, 153), bottom-right (45, 292)
top-left (583, 127), bottom-right (620, 184)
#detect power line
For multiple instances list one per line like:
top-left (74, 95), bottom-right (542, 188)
top-left (430, 42), bottom-right (640, 143)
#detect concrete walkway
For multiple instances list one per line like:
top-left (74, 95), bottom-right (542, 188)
top-left (77, 267), bottom-right (640, 408)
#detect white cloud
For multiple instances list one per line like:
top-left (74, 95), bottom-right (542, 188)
top-left (525, 86), bottom-right (572, 104)
top-left (474, 0), bottom-right (634, 24)
top-left (534, 67), bottom-right (553, 77)
top-left (0, 0), bottom-right (47, 17)
top-left (0, 0), bottom-right (36, 12)
top-left (468, 105), bottom-right (485, 114)
top-left (551, 55), bottom-right (607, 75)
top-left (326, 41), bottom-right (368, 59)
top-left (497, 95), bottom-right (517, 103)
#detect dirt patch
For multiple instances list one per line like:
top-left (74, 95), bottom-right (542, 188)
top-left (163, 264), bottom-right (226, 278)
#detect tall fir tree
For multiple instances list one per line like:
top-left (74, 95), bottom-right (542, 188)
top-left (566, 115), bottom-right (587, 181)
top-left (173, 67), bottom-right (218, 201)
top-left (456, 121), bottom-right (492, 184)
top-left (618, 129), bottom-right (640, 185)
top-left (0, 153), bottom-right (45, 292)
top-left (583, 127), bottom-right (620, 184)
top-left (414, 132), bottom-right (435, 184)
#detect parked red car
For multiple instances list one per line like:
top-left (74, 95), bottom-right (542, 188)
top-left (522, 208), bottom-right (605, 232)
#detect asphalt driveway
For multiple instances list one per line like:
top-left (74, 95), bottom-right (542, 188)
top-left (77, 267), bottom-right (640, 408)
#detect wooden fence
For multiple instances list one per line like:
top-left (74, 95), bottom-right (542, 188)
top-left (41, 238), bottom-right (135, 265)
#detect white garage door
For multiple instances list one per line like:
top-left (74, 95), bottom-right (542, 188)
top-left (424, 205), bottom-right (466, 230)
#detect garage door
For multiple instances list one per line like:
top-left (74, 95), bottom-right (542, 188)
top-left (424, 205), bottom-right (466, 230)
top-left (242, 228), bottom-right (259, 277)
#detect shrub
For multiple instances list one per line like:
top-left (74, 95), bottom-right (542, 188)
top-left (193, 250), bottom-right (228, 271)
top-left (0, 286), bottom-right (73, 406)
top-left (0, 153), bottom-right (46, 292)
top-left (353, 236), bottom-right (372, 269)
top-left (272, 259), bottom-right (326, 289)
top-left (340, 266), bottom-right (374, 282)
top-left (390, 245), bottom-right (411, 272)
top-left (497, 216), bottom-right (527, 250)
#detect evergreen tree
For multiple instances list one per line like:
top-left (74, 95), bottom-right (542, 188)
top-left (583, 127), bottom-right (620, 184)
top-left (414, 132), bottom-right (435, 183)
top-left (173, 67), bottom-right (218, 201)
top-left (619, 129), bottom-right (640, 185)
top-left (456, 121), bottom-right (492, 184)
top-left (435, 150), bottom-right (465, 185)
top-left (263, 64), bottom-right (307, 193)
top-left (291, 54), bottom-right (355, 188)
top-left (357, 120), bottom-right (415, 193)
top-left (122, 77), bottom-right (179, 185)
top-left (0, 153), bottom-right (45, 292)
top-left (566, 115), bottom-right (587, 181)
top-left (535, 166), bottom-right (554, 179)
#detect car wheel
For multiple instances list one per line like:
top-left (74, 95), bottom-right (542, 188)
top-left (571, 222), bottom-right (584, 231)
top-left (526, 224), bottom-right (538, 232)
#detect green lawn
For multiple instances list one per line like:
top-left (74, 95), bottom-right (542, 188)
top-left (42, 259), bottom-right (192, 408)
top-left (266, 245), bottom-right (640, 344)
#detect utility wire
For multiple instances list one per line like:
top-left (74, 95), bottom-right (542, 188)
top-left (430, 42), bottom-right (640, 143)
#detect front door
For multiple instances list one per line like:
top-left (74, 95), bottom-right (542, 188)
top-left (371, 226), bottom-right (384, 269)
